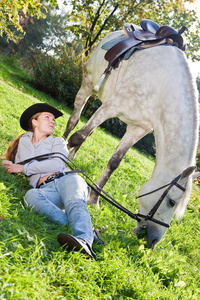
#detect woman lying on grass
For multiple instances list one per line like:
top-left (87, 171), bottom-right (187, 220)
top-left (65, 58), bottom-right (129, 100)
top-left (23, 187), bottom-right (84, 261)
top-left (1, 103), bottom-right (97, 260)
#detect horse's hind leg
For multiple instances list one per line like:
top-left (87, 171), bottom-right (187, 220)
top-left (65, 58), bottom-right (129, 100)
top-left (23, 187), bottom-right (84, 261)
top-left (88, 125), bottom-right (151, 208)
top-left (63, 74), bottom-right (93, 139)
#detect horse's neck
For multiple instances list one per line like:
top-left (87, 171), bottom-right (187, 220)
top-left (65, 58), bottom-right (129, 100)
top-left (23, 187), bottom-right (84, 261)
top-left (153, 95), bottom-right (198, 181)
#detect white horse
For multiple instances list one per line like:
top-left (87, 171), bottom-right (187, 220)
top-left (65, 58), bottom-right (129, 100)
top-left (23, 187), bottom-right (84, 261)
top-left (63, 30), bottom-right (199, 247)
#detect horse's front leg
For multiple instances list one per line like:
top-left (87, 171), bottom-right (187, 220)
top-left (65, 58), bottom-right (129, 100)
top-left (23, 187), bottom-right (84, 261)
top-left (63, 75), bottom-right (93, 139)
top-left (88, 125), bottom-right (151, 208)
top-left (67, 102), bottom-right (116, 160)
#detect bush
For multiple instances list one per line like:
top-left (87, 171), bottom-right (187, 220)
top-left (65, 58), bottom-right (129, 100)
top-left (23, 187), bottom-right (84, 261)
top-left (32, 47), bottom-right (82, 107)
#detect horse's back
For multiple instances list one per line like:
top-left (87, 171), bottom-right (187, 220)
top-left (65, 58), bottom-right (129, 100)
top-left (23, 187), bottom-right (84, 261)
top-left (85, 31), bottom-right (197, 127)
top-left (88, 31), bottom-right (193, 94)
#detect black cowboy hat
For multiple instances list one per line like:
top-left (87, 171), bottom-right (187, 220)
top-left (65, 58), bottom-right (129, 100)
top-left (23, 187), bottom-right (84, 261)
top-left (20, 103), bottom-right (63, 131)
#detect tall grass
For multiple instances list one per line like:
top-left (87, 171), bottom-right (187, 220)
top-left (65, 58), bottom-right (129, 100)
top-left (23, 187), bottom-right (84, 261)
top-left (0, 56), bottom-right (200, 299)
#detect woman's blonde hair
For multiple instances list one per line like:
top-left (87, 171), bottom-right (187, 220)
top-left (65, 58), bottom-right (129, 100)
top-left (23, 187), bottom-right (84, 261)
top-left (1, 112), bottom-right (41, 162)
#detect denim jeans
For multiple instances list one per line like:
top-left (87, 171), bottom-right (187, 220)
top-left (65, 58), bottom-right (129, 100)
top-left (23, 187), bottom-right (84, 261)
top-left (24, 173), bottom-right (94, 246)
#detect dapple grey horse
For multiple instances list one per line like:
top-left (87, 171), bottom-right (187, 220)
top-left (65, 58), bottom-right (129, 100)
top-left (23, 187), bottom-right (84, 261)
top-left (63, 30), bottom-right (199, 247)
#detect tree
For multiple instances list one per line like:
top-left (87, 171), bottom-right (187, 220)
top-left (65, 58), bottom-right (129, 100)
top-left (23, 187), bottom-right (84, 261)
top-left (0, 0), bottom-right (57, 42)
top-left (0, 1), bottom-right (73, 61)
top-left (65, 0), bottom-right (200, 60)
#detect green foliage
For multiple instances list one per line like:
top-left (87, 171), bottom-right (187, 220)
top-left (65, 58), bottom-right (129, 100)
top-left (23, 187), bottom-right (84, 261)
top-left (1, 55), bottom-right (200, 299)
top-left (0, 0), bottom-right (58, 42)
top-left (0, 14), bottom-right (48, 58)
top-left (0, 3), bottom-right (70, 59)
top-left (31, 45), bottom-right (82, 107)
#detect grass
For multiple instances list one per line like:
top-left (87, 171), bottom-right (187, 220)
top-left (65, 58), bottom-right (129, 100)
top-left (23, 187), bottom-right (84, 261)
top-left (0, 55), bottom-right (200, 299)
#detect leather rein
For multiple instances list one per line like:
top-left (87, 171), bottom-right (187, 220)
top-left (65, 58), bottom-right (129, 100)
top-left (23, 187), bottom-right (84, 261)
top-left (19, 152), bottom-right (186, 229)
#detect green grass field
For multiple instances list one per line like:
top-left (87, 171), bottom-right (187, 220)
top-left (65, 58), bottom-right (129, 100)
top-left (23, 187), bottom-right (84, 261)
top-left (0, 56), bottom-right (200, 299)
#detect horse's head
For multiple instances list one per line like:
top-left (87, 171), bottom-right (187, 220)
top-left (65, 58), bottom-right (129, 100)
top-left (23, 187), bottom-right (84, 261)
top-left (134, 166), bottom-right (197, 247)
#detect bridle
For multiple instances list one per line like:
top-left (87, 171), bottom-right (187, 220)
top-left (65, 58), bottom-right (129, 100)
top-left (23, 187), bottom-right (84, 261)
top-left (87, 172), bottom-right (186, 229)
top-left (19, 152), bottom-right (186, 229)
top-left (136, 174), bottom-right (186, 228)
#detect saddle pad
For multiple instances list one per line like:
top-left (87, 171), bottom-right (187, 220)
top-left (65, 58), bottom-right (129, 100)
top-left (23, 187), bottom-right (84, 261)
top-left (102, 34), bottom-right (127, 50)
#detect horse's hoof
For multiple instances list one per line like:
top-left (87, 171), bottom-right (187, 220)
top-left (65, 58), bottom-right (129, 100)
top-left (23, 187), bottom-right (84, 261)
top-left (68, 150), bottom-right (76, 161)
top-left (68, 132), bottom-right (85, 148)
top-left (87, 198), bottom-right (100, 209)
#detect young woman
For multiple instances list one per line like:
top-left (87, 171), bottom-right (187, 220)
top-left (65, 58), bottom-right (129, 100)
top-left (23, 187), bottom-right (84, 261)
top-left (1, 103), bottom-right (96, 260)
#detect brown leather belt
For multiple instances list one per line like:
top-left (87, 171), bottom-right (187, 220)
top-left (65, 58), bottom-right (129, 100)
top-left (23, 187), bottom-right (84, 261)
top-left (38, 171), bottom-right (80, 188)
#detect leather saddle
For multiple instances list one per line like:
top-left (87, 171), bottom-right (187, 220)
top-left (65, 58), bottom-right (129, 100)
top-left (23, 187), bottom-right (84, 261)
top-left (93, 19), bottom-right (187, 92)
top-left (104, 19), bottom-right (187, 69)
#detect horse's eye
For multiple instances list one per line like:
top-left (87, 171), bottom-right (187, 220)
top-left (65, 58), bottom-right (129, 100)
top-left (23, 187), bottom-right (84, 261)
top-left (169, 199), bottom-right (176, 207)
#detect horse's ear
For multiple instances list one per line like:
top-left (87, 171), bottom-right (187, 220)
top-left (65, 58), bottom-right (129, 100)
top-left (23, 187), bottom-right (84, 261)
top-left (180, 166), bottom-right (196, 180)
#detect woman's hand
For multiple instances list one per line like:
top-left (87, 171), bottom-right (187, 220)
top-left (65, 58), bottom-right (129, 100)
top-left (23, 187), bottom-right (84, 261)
top-left (1, 160), bottom-right (24, 173)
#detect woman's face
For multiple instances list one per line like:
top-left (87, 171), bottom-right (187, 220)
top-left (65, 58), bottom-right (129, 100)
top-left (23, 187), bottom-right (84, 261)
top-left (32, 112), bottom-right (55, 136)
